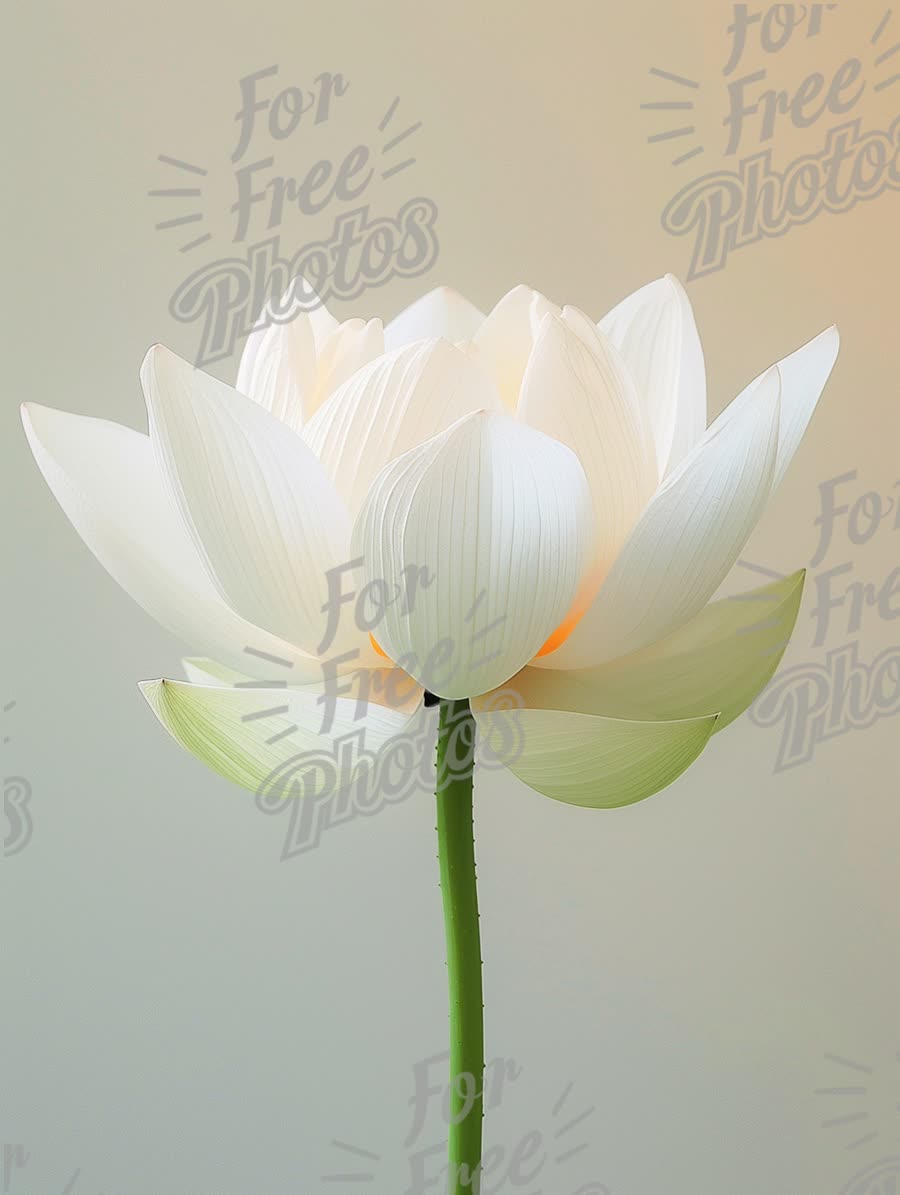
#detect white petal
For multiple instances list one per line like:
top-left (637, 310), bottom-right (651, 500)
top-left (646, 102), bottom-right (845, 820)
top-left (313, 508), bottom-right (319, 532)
top-left (181, 657), bottom-right (423, 713)
top-left (182, 657), bottom-right (251, 686)
top-left (471, 700), bottom-right (718, 809)
top-left (142, 345), bottom-right (355, 656)
top-left (237, 275), bottom-right (380, 428)
top-left (473, 285), bottom-right (559, 410)
top-left (384, 287), bottom-right (485, 350)
top-left (303, 317), bottom-right (384, 419)
top-left (599, 274), bottom-right (706, 476)
top-left (267, 272), bottom-right (342, 350)
top-left (293, 279), bottom-right (341, 351)
top-left (141, 675), bottom-right (423, 798)
top-left (539, 366), bottom-right (781, 668)
top-left (236, 309), bottom-right (316, 435)
top-left (487, 570), bottom-right (804, 730)
top-left (352, 410), bottom-right (593, 699)
top-left (21, 403), bottom-right (333, 681)
top-left (518, 311), bottom-right (658, 595)
top-left (771, 327), bottom-right (838, 487)
top-left (236, 274), bottom-right (338, 427)
top-left (717, 327), bottom-right (839, 493)
top-left (304, 339), bottom-right (504, 513)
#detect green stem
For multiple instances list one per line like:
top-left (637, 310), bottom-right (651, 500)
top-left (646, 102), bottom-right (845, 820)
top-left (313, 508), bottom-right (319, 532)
top-left (435, 697), bottom-right (484, 1193)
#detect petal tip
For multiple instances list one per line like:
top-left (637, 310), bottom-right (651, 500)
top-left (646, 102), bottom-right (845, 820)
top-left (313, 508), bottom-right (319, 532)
top-left (663, 271), bottom-right (687, 292)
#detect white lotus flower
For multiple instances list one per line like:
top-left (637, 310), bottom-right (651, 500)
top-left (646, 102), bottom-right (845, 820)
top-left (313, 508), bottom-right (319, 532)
top-left (23, 277), bottom-right (838, 808)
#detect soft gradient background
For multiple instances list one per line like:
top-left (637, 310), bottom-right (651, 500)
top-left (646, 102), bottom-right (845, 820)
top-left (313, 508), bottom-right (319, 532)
top-left (3, 2), bottom-right (899, 1191)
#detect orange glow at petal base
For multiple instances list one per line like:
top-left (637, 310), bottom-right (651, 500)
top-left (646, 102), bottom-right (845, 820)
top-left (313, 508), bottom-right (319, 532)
top-left (535, 613), bottom-right (581, 658)
top-left (370, 633), bottom-right (390, 660)
top-left (369, 608), bottom-right (590, 665)
top-left (534, 588), bottom-right (597, 658)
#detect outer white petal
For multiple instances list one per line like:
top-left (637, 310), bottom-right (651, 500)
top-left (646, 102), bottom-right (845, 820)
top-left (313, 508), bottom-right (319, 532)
top-left (384, 287), bottom-right (485, 350)
top-left (304, 339), bottom-right (503, 513)
top-left (716, 327), bottom-right (839, 493)
top-left (540, 367), bottom-right (781, 668)
top-left (21, 403), bottom-right (336, 682)
top-left (770, 327), bottom-right (838, 488)
top-left (485, 570), bottom-right (804, 731)
top-left (473, 285), bottom-right (559, 410)
top-left (471, 702), bottom-right (718, 809)
top-left (304, 317), bottom-right (384, 419)
top-left (518, 311), bottom-right (658, 593)
top-left (352, 410), bottom-right (593, 699)
top-left (142, 345), bottom-right (355, 657)
top-left (599, 274), bottom-right (706, 476)
top-left (140, 676), bottom-right (424, 799)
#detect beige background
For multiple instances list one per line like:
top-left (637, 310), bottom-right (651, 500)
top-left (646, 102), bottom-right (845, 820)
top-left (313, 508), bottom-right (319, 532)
top-left (2, 1), bottom-right (899, 1191)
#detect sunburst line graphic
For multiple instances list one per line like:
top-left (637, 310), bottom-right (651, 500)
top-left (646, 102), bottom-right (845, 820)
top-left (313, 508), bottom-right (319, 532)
top-left (823, 1112), bottom-right (870, 1127)
top-left (814, 1050), bottom-right (900, 1153)
top-left (264, 724), bottom-right (297, 745)
top-left (244, 646), bottom-right (294, 669)
top-left (672, 145), bottom-right (704, 166)
top-left (643, 66), bottom-right (705, 166)
top-left (157, 154), bottom-right (208, 175)
top-left (736, 561), bottom-right (787, 582)
top-left (179, 233), bottom-right (213, 252)
top-left (150, 153), bottom-right (212, 252)
top-left (640, 100), bottom-right (694, 111)
top-left (243, 588), bottom-right (485, 748)
top-left (873, 8), bottom-right (900, 90)
top-left (321, 1137), bottom-right (382, 1184)
top-left (155, 213), bottom-right (203, 230)
top-left (556, 1141), bottom-right (590, 1163)
top-left (378, 96), bottom-right (400, 131)
top-left (382, 158), bottom-right (417, 180)
top-left (551, 1079), bottom-right (574, 1116)
top-left (825, 1054), bottom-right (876, 1075)
top-left (378, 97), bottom-right (422, 181)
top-left (148, 187), bottom-right (202, 198)
top-left (874, 40), bottom-right (900, 63)
top-left (320, 1072), bottom-right (600, 1186)
top-left (649, 66), bottom-right (700, 89)
top-left (549, 1078), bottom-right (596, 1167)
top-left (384, 121), bottom-right (422, 153)
top-left (152, 95), bottom-right (423, 252)
top-left (241, 704), bottom-right (289, 722)
top-left (648, 126), bottom-right (697, 143)
top-left (872, 7), bottom-right (894, 42)
top-left (721, 561), bottom-right (798, 656)
top-left (239, 646), bottom-right (302, 744)
top-left (555, 1104), bottom-right (596, 1136)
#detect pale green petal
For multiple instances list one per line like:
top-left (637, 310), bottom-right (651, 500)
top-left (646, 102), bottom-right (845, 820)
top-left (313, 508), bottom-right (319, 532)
top-left (494, 571), bottom-right (805, 731)
top-left (471, 705), bottom-right (718, 808)
top-left (140, 678), bottom-right (422, 798)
